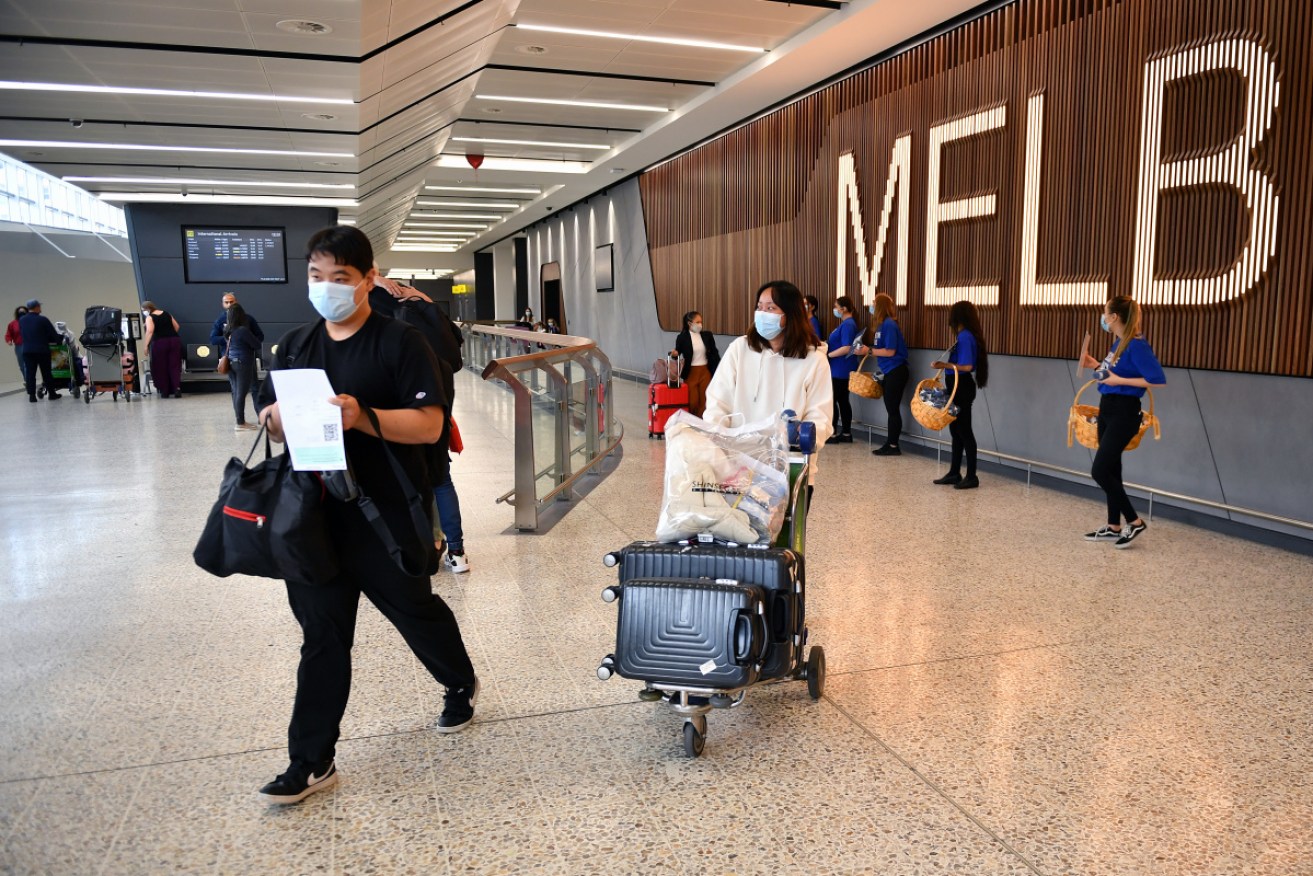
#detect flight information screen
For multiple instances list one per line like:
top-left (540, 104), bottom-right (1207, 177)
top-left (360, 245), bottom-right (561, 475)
top-left (182, 226), bottom-right (287, 283)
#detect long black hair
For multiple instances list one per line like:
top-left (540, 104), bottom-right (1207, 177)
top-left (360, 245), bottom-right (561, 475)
top-left (225, 302), bottom-right (249, 336)
top-left (948, 300), bottom-right (989, 388)
top-left (747, 280), bottom-right (818, 359)
top-left (682, 310), bottom-right (701, 330)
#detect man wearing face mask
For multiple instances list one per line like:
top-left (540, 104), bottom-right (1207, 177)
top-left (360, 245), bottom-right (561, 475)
top-left (254, 226), bottom-right (479, 804)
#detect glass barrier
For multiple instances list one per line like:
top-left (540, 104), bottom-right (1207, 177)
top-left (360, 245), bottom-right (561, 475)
top-left (463, 323), bottom-right (622, 530)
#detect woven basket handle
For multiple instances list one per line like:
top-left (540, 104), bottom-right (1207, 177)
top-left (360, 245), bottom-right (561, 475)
top-left (1067, 380), bottom-right (1099, 448)
top-left (942, 364), bottom-right (960, 406)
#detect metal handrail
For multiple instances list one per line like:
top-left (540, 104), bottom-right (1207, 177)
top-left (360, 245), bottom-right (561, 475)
top-left (853, 420), bottom-right (1313, 533)
top-left (466, 324), bottom-right (622, 530)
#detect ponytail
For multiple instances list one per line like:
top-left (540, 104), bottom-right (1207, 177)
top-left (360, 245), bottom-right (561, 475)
top-left (1107, 296), bottom-right (1140, 365)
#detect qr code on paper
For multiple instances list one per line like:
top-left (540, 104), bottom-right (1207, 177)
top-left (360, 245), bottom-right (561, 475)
top-left (323, 423), bottom-right (339, 442)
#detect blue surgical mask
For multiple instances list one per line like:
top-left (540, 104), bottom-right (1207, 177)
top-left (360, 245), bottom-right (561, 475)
top-left (308, 279), bottom-right (363, 322)
top-left (1099, 315), bottom-right (1111, 333)
top-left (832, 307), bottom-right (843, 318)
top-left (754, 311), bottom-right (783, 340)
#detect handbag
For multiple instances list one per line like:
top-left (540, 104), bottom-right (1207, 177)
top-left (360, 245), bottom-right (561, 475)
top-left (192, 426), bottom-right (338, 585)
top-left (216, 355), bottom-right (230, 375)
top-left (848, 353), bottom-right (883, 399)
top-left (448, 415), bottom-right (464, 454)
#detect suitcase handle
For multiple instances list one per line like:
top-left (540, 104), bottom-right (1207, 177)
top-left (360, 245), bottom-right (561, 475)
top-left (730, 608), bottom-right (766, 666)
top-left (768, 592), bottom-right (791, 644)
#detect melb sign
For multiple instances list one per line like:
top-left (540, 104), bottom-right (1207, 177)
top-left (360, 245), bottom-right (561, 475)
top-left (837, 39), bottom-right (1280, 311)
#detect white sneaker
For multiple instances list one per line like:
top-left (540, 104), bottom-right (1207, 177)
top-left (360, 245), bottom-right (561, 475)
top-left (445, 550), bottom-right (470, 574)
top-left (235, 423), bottom-right (258, 431)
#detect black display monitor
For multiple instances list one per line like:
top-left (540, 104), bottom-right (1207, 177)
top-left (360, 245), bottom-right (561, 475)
top-left (182, 226), bottom-right (288, 284)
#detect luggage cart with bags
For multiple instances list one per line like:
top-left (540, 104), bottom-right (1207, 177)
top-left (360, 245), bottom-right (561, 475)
top-left (597, 413), bottom-right (825, 757)
top-left (80, 306), bottom-right (129, 403)
top-left (37, 322), bottom-right (86, 399)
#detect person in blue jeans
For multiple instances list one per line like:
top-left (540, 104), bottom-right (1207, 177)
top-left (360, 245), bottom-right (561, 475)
top-left (223, 303), bottom-right (261, 430)
top-left (1080, 295), bottom-right (1166, 549)
top-left (825, 295), bottom-right (862, 443)
top-left (931, 300), bottom-right (989, 489)
top-left (855, 293), bottom-right (910, 456)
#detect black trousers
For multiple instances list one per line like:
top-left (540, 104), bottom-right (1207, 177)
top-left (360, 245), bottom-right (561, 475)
top-left (284, 503), bottom-right (476, 767)
top-left (946, 374), bottom-right (977, 476)
top-left (880, 364), bottom-right (910, 446)
top-left (22, 350), bottom-right (54, 398)
top-left (1091, 393), bottom-right (1143, 526)
top-left (226, 356), bottom-right (258, 424)
top-left (831, 377), bottom-right (852, 434)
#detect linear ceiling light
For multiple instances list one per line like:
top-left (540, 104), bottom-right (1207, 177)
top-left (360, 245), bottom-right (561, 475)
top-left (475, 95), bottom-right (668, 113)
top-left (425, 185), bottom-right (541, 195)
top-left (407, 213), bottom-right (504, 220)
top-left (64, 176), bottom-right (354, 190)
top-left (515, 23), bottom-right (765, 54)
top-left (0, 139), bottom-right (352, 158)
top-left (391, 245), bottom-right (459, 252)
top-left (415, 200), bottom-right (520, 209)
top-left (452, 136), bottom-right (610, 150)
top-left (97, 193), bottom-right (357, 206)
top-left (435, 155), bottom-right (589, 174)
top-left (0, 80), bottom-right (353, 105)
top-left (405, 222), bottom-right (488, 229)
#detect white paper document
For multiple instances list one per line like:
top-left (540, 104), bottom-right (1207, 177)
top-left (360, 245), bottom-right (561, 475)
top-left (270, 369), bottom-right (347, 471)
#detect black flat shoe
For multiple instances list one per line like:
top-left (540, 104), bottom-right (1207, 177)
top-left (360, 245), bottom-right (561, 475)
top-left (953, 475), bottom-right (979, 490)
top-left (932, 472), bottom-right (962, 485)
top-left (872, 445), bottom-right (901, 456)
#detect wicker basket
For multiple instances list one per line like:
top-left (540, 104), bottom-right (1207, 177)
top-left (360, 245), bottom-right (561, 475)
top-left (848, 354), bottom-right (883, 399)
top-left (1067, 380), bottom-right (1161, 450)
top-left (910, 365), bottom-right (959, 431)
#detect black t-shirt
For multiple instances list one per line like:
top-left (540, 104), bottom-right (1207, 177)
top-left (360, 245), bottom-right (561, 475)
top-left (258, 312), bottom-right (448, 547)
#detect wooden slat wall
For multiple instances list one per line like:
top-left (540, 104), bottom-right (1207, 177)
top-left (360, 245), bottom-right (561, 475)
top-left (640, 0), bottom-right (1313, 377)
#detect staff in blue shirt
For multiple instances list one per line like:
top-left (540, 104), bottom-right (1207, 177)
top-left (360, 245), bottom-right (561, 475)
top-left (825, 296), bottom-right (862, 443)
top-left (804, 295), bottom-right (823, 342)
top-left (1079, 296), bottom-right (1166, 548)
top-left (930, 300), bottom-right (989, 489)
top-left (855, 293), bottom-right (910, 456)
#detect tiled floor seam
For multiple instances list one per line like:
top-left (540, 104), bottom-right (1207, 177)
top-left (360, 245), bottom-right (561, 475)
top-left (824, 637), bottom-right (1099, 678)
top-left (91, 764), bottom-right (150, 876)
top-left (823, 695), bottom-right (1049, 876)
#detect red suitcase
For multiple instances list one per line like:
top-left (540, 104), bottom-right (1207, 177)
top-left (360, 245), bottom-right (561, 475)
top-left (648, 381), bottom-right (689, 438)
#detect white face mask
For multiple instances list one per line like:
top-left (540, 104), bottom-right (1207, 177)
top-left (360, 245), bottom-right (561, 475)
top-left (690, 323), bottom-right (702, 333)
top-left (754, 311), bottom-right (783, 340)
top-left (308, 279), bottom-right (364, 322)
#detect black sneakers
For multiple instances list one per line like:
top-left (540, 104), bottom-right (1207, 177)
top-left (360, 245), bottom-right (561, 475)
top-left (259, 761), bottom-right (338, 804)
top-left (953, 475), bottom-right (979, 490)
top-left (1114, 521), bottom-right (1147, 549)
top-left (1085, 525), bottom-right (1121, 542)
top-left (932, 472), bottom-right (961, 485)
top-left (437, 678), bottom-right (479, 733)
top-left (871, 444), bottom-right (901, 456)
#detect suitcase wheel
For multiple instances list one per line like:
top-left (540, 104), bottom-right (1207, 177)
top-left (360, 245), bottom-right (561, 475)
top-left (596, 656), bottom-right (615, 681)
top-left (682, 717), bottom-right (707, 758)
top-left (805, 646), bottom-right (826, 701)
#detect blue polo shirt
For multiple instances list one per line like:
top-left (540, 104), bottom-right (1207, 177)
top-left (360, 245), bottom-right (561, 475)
top-left (827, 317), bottom-right (861, 379)
top-left (1098, 337), bottom-right (1165, 398)
top-left (947, 329), bottom-right (977, 371)
top-left (873, 317), bottom-right (907, 372)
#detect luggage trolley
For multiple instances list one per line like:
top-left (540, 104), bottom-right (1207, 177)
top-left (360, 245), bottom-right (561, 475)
top-left (597, 416), bottom-right (826, 757)
top-left (80, 306), bottom-right (129, 404)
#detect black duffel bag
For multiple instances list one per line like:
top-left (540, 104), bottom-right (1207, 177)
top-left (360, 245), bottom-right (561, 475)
top-left (192, 427), bottom-right (339, 586)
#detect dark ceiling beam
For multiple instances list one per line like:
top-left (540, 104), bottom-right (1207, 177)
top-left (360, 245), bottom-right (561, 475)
top-left (759, 0), bottom-right (845, 9)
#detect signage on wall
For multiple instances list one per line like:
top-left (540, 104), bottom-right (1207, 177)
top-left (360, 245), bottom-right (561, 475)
top-left (641, 0), bottom-right (1311, 376)
top-left (837, 39), bottom-right (1279, 311)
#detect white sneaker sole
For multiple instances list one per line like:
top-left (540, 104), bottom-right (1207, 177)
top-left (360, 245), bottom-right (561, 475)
top-left (259, 770), bottom-right (338, 804)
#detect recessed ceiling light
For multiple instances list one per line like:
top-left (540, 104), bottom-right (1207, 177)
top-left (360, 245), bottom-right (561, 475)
top-left (96, 193), bottom-right (357, 206)
top-left (0, 80), bottom-right (352, 105)
top-left (0, 139), bottom-right (352, 158)
top-left (301, 113), bottom-right (338, 121)
top-left (435, 155), bottom-right (589, 174)
top-left (476, 94), bottom-right (668, 113)
top-left (452, 136), bottom-right (610, 150)
top-left (515, 23), bottom-right (765, 53)
top-left (425, 185), bottom-right (541, 195)
top-left (416, 200), bottom-right (520, 209)
top-left (65, 176), bottom-right (353, 190)
top-left (277, 19), bottom-right (333, 35)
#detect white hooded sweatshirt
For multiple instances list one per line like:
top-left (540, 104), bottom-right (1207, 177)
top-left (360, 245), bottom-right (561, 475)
top-left (703, 336), bottom-right (835, 472)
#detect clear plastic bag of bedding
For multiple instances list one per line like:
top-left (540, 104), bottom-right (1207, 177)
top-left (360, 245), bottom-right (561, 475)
top-left (655, 410), bottom-right (791, 544)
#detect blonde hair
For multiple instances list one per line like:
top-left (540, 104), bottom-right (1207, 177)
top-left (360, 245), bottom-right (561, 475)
top-left (1106, 296), bottom-right (1141, 365)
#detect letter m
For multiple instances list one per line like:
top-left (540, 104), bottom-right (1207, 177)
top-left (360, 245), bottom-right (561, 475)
top-left (836, 136), bottom-right (911, 308)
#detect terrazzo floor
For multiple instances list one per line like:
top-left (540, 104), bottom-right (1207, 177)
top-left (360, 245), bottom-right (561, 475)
top-left (1, 369), bottom-right (1310, 876)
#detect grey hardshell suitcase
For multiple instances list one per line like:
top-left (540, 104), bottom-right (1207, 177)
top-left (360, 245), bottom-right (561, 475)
top-left (611, 578), bottom-right (768, 690)
top-left (605, 541), bottom-right (803, 680)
